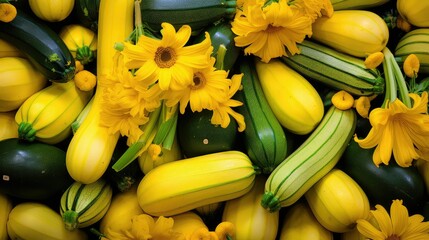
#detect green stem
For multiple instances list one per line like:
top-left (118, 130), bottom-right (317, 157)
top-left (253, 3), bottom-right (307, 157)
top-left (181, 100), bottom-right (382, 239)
top-left (215, 45), bottom-right (227, 70)
top-left (382, 48), bottom-right (397, 107)
top-left (112, 106), bottom-right (162, 172)
top-left (152, 102), bottom-right (178, 150)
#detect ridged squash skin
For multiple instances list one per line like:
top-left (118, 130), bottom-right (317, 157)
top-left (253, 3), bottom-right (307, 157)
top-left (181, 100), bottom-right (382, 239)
top-left (397, 0), bottom-right (429, 27)
top-left (305, 169), bottom-right (370, 233)
top-left (312, 10), bottom-right (389, 57)
top-left (255, 59), bottom-right (324, 135)
top-left (222, 175), bottom-right (279, 240)
top-left (0, 193), bottom-right (12, 240)
top-left (279, 202), bottom-right (333, 240)
top-left (29, 0), bottom-right (75, 22)
top-left (0, 57), bottom-right (47, 112)
top-left (0, 111), bottom-right (18, 141)
top-left (0, 38), bottom-right (22, 58)
top-left (59, 24), bottom-right (97, 65)
top-left (330, 0), bottom-right (390, 10)
top-left (99, 186), bottom-right (144, 238)
top-left (7, 202), bottom-right (88, 240)
top-left (15, 80), bottom-right (93, 144)
top-left (395, 28), bottom-right (429, 74)
top-left (137, 150), bottom-right (256, 216)
top-left (66, 0), bottom-right (134, 184)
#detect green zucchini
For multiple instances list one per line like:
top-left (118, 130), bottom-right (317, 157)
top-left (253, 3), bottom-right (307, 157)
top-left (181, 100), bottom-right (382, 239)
top-left (60, 178), bottom-right (113, 230)
top-left (234, 56), bottom-right (288, 174)
top-left (281, 39), bottom-right (384, 96)
top-left (330, 0), bottom-right (390, 10)
top-left (0, 138), bottom-right (73, 200)
top-left (395, 28), bottom-right (429, 74)
top-left (73, 0), bottom-right (100, 32)
top-left (338, 140), bottom-right (426, 215)
top-left (177, 108), bottom-right (239, 158)
top-left (0, 9), bottom-right (75, 83)
top-left (261, 106), bottom-right (357, 212)
top-left (140, 0), bottom-right (237, 34)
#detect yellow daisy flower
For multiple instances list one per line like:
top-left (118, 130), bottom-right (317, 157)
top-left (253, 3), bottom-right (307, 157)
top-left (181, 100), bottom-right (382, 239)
top-left (211, 74), bottom-right (246, 132)
top-left (121, 22), bottom-right (213, 91)
top-left (356, 199), bottom-right (429, 240)
top-left (354, 91), bottom-right (429, 167)
top-left (231, 0), bottom-right (312, 63)
top-left (163, 58), bottom-right (232, 114)
top-left (290, 0), bottom-right (334, 22)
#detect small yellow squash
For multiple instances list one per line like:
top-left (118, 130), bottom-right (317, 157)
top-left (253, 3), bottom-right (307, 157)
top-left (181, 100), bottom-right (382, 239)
top-left (0, 38), bottom-right (22, 58)
top-left (29, 0), bottom-right (75, 22)
top-left (305, 168), bottom-right (371, 233)
top-left (312, 10), bottom-right (389, 57)
top-left (59, 24), bottom-right (97, 65)
top-left (397, 0), bottom-right (429, 27)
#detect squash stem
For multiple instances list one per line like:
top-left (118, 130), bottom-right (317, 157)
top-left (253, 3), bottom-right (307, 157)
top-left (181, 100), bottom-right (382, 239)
top-left (71, 96), bottom-right (94, 134)
top-left (62, 210), bottom-right (79, 231)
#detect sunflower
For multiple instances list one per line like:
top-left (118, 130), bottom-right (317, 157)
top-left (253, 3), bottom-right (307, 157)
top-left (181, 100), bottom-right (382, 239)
top-left (356, 200), bottom-right (429, 240)
top-left (231, 0), bottom-right (313, 63)
top-left (163, 58), bottom-right (232, 114)
top-left (120, 22), bottom-right (213, 91)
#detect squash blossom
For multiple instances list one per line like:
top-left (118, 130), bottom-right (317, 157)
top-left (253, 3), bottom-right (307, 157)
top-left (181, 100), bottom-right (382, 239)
top-left (331, 90), bottom-right (354, 110)
top-left (403, 54), bottom-right (420, 78)
top-left (231, 0), bottom-right (332, 63)
top-left (365, 52), bottom-right (384, 69)
top-left (74, 70), bottom-right (97, 91)
top-left (356, 199), bottom-right (429, 240)
top-left (0, 3), bottom-right (16, 23)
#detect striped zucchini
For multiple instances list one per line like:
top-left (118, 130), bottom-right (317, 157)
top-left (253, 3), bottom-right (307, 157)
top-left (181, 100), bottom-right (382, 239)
top-left (137, 150), bottom-right (256, 216)
top-left (261, 106), bottom-right (357, 212)
top-left (395, 28), bottom-right (429, 74)
top-left (281, 40), bottom-right (384, 96)
top-left (330, 0), bottom-right (390, 10)
top-left (140, 0), bottom-right (237, 34)
top-left (235, 56), bottom-right (288, 174)
top-left (60, 178), bottom-right (113, 230)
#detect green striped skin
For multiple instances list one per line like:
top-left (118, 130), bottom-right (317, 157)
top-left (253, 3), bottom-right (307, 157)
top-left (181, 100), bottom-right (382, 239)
top-left (60, 178), bottom-right (113, 230)
top-left (281, 40), bottom-right (384, 96)
top-left (0, 9), bottom-right (75, 83)
top-left (395, 28), bottom-right (429, 74)
top-left (140, 0), bottom-right (237, 34)
top-left (235, 56), bottom-right (288, 174)
top-left (261, 106), bottom-right (356, 212)
top-left (330, 0), bottom-right (390, 10)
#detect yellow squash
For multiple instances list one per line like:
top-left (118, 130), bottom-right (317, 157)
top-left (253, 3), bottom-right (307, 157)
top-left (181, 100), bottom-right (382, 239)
top-left (137, 150), bottom-right (256, 216)
top-left (66, 0), bottom-right (134, 184)
top-left (0, 193), bottom-right (12, 240)
top-left (255, 58), bottom-right (324, 135)
top-left (222, 175), bottom-right (279, 240)
top-left (59, 24), bottom-right (97, 65)
top-left (172, 211), bottom-right (210, 239)
top-left (0, 57), bottom-right (47, 112)
top-left (0, 38), bottom-right (22, 58)
top-left (330, 0), bottom-right (390, 10)
top-left (15, 80), bottom-right (93, 144)
top-left (279, 202), bottom-right (333, 240)
top-left (0, 111), bottom-right (18, 141)
top-left (312, 10), bottom-right (389, 57)
top-left (305, 168), bottom-right (371, 233)
top-left (7, 202), bottom-right (88, 240)
top-left (397, 0), bottom-right (429, 27)
top-left (28, 0), bottom-right (75, 22)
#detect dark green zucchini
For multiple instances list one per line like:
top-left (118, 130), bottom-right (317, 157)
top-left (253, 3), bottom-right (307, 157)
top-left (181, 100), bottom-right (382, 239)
top-left (140, 0), bottom-right (237, 34)
top-left (0, 138), bottom-right (73, 200)
top-left (192, 20), bottom-right (241, 71)
top-left (177, 108), bottom-right (239, 158)
top-left (0, 9), bottom-right (75, 83)
top-left (339, 139), bottom-right (426, 215)
top-left (73, 0), bottom-right (100, 32)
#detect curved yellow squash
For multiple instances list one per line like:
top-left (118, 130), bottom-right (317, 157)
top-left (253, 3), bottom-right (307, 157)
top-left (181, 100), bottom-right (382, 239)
top-left (137, 151), bottom-right (256, 217)
top-left (312, 10), bottom-right (389, 57)
top-left (66, 0), bottom-right (134, 184)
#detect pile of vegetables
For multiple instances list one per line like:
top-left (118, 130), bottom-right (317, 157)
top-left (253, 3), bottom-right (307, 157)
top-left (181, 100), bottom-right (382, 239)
top-left (1, 0), bottom-right (429, 239)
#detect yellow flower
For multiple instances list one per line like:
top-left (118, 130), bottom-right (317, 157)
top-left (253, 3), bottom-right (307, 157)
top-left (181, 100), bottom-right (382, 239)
top-left (356, 199), bottom-right (429, 240)
top-left (211, 74), bottom-right (246, 132)
top-left (290, 0), bottom-right (334, 22)
top-left (354, 91), bottom-right (429, 167)
top-left (74, 70), bottom-right (96, 91)
top-left (121, 22), bottom-right (213, 91)
top-left (354, 96), bottom-right (374, 119)
top-left (163, 58), bottom-right (232, 114)
top-left (331, 90), bottom-right (354, 110)
top-left (0, 3), bottom-right (17, 22)
top-left (365, 52), bottom-right (385, 69)
top-left (403, 54), bottom-right (420, 78)
top-left (231, 0), bottom-right (312, 63)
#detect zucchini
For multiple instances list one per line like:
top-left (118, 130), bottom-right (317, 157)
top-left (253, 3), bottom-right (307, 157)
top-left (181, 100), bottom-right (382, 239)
top-left (0, 9), bottom-right (75, 83)
top-left (0, 138), bottom-right (73, 200)
top-left (330, 0), bottom-right (390, 10)
top-left (281, 40), bottom-right (385, 96)
top-left (73, 0), bottom-right (100, 32)
top-left (338, 140), bottom-right (427, 215)
top-left (60, 178), bottom-right (113, 230)
top-left (395, 28), bottom-right (429, 74)
top-left (261, 106), bottom-right (357, 212)
top-left (235, 56), bottom-right (288, 174)
top-left (140, 0), bottom-right (237, 34)
top-left (137, 150), bottom-right (256, 216)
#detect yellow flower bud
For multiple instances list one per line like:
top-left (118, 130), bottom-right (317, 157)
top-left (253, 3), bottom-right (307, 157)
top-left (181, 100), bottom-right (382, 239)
top-left (148, 144), bottom-right (162, 161)
top-left (74, 70), bottom-right (96, 91)
top-left (0, 3), bottom-right (17, 23)
top-left (331, 90), bottom-right (354, 110)
top-left (354, 96), bottom-right (372, 118)
top-left (74, 60), bottom-right (84, 73)
top-left (364, 52), bottom-right (384, 69)
top-left (403, 54), bottom-right (420, 78)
